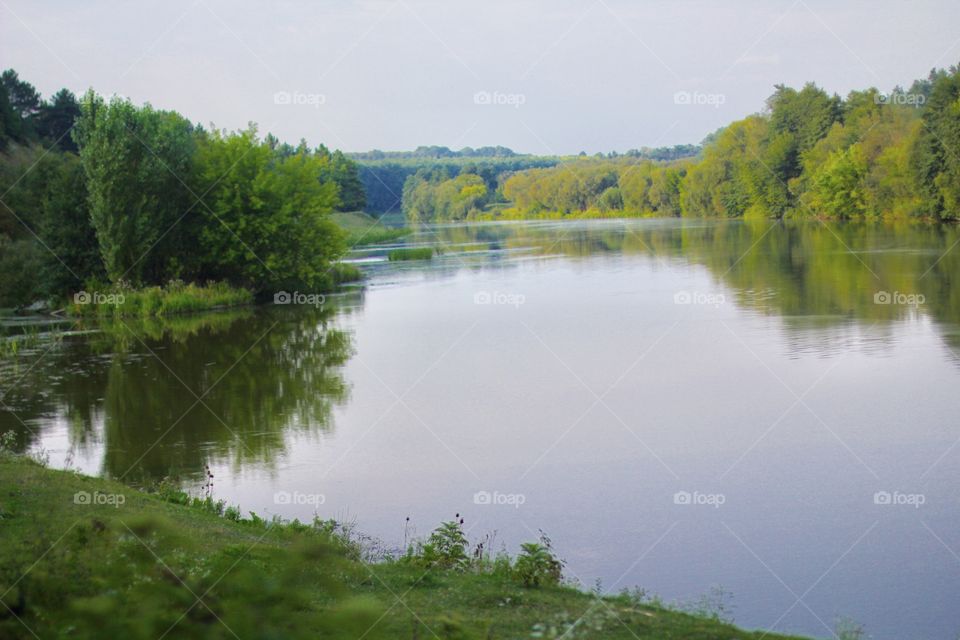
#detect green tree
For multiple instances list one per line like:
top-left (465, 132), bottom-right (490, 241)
top-left (37, 88), bottom-right (81, 151)
top-left (0, 69), bottom-right (41, 139)
top-left (911, 64), bottom-right (960, 219)
top-left (74, 92), bottom-right (197, 283)
top-left (36, 153), bottom-right (104, 295)
top-left (195, 127), bottom-right (345, 292)
top-left (806, 146), bottom-right (868, 218)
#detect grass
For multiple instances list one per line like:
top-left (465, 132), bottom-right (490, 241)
top-left (333, 211), bottom-right (411, 247)
top-left (326, 261), bottom-right (364, 286)
top-left (0, 326), bottom-right (60, 358)
top-left (388, 247), bottom-right (435, 261)
top-left (68, 280), bottom-right (254, 318)
top-left (0, 455), bottom-right (812, 640)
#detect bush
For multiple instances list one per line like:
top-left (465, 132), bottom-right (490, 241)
top-left (406, 520), bottom-right (469, 570)
top-left (514, 534), bottom-right (563, 588)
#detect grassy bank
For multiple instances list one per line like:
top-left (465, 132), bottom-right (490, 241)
top-left (333, 210), bottom-right (411, 247)
top-left (64, 267), bottom-right (364, 319)
top-left (0, 456), bottom-right (811, 640)
top-left (68, 280), bottom-right (254, 318)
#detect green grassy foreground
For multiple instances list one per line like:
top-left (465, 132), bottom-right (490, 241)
top-left (0, 457), bottom-right (811, 640)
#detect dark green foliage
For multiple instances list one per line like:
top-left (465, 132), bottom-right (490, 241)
top-left (0, 236), bottom-right (42, 308)
top-left (36, 88), bottom-right (81, 152)
top-left (0, 69), bottom-right (41, 140)
top-left (0, 82), bottom-right (21, 148)
top-left (328, 148), bottom-right (366, 211)
top-left (35, 152), bottom-right (104, 295)
top-left (388, 247), bottom-right (434, 261)
top-left (911, 63), bottom-right (960, 219)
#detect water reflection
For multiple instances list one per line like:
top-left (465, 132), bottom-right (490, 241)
top-left (5, 219), bottom-right (960, 480)
top-left (387, 218), bottom-right (960, 335)
top-left (0, 301), bottom-right (356, 483)
top-left (3, 219), bottom-right (957, 640)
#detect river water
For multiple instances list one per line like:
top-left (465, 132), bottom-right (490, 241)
top-left (3, 218), bottom-right (959, 639)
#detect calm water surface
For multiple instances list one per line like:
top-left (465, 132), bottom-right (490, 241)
top-left (3, 219), bottom-right (960, 639)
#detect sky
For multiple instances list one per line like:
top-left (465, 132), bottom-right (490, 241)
top-left (2, 0), bottom-right (959, 155)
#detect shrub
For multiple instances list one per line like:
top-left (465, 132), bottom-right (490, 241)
top-left (514, 534), bottom-right (563, 588)
top-left (407, 520), bottom-right (469, 570)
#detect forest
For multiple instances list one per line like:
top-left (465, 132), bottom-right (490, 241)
top-left (0, 69), bottom-right (365, 309)
top-left (399, 67), bottom-right (960, 222)
top-left (3, 65), bottom-right (960, 307)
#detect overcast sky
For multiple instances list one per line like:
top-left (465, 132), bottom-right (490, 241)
top-left (2, 0), bottom-right (959, 154)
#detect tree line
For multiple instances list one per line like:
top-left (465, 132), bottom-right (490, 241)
top-left (355, 155), bottom-right (561, 214)
top-left (402, 66), bottom-right (960, 222)
top-left (0, 69), bottom-right (366, 308)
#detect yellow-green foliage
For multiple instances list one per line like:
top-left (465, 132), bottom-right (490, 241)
top-left (403, 172), bottom-right (490, 222)
top-left (488, 70), bottom-right (960, 222)
top-left (502, 159), bottom-right (688, 218)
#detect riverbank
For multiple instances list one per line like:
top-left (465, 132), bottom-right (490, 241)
top-left (333, 210), bottom-right (411, 247)
top-left (0, 456), bottom-right (810, 640)
top-left (66, 280), bottom-right (254, 318)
